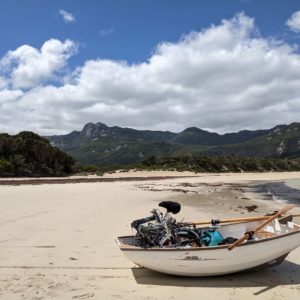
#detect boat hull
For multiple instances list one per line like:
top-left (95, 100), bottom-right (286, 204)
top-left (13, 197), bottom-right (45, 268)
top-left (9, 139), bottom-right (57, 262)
top-left (117, 231), bottom-right (300, 276)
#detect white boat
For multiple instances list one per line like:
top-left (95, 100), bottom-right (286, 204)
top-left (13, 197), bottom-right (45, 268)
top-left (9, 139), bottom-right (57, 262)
top-left (116, 218), bottom-right (300, 276)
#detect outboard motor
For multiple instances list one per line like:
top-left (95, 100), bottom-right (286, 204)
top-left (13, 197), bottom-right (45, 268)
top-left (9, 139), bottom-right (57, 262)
top-left (158, 201), bottom-right (181, 214)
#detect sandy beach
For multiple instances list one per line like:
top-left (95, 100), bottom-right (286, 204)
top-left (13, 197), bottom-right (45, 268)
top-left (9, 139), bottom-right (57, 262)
top-left (1, 171), bottom-right (300, 299)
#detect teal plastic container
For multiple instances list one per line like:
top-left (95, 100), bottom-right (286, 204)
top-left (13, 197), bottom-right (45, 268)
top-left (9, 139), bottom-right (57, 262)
top-left (201, 229), bottom-right (224, 246)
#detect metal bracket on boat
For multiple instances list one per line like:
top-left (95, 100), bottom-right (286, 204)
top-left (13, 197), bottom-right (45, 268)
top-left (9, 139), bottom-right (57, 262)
top-left (211, 219), bottom-right (220, 226)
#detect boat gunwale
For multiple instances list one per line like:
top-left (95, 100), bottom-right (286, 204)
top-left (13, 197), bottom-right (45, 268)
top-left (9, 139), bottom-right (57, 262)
top-left (116, 224), bottom-right (300, 252)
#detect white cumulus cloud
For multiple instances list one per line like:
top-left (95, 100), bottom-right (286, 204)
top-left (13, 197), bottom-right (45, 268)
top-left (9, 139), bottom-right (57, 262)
top-left (1, 13), bottom-right (300, 135)
top-left (286, 10), bottom-right (300, 32)
top-left (0, 39), bottom-right (77, 89)
top-left (59, 9), bottom-right (75, 23)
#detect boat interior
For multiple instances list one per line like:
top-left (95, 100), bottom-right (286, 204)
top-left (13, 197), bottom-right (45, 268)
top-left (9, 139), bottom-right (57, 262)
top-left (117, 218), bottom-right (300, 249)
top-left (217, 218), bottom-right (300, 240)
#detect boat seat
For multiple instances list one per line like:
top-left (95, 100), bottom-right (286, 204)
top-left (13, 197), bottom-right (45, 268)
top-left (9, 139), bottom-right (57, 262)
top-left (159, 201), bottom-right (181, 214)
top-left (255, 230), bottom-right (276, 238)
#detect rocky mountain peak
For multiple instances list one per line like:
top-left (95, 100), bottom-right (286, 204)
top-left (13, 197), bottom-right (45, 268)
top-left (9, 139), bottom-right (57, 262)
top-left (81, 122), bottom-right (108, 138)
top-left (182, 127), bottom-right (203, 133)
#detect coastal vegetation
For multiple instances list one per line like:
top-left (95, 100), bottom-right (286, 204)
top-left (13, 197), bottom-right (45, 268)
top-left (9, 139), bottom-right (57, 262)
top-left (0, 132), bottom-right (76, 177)
top-left (139, 155), bottom-right (300, 173)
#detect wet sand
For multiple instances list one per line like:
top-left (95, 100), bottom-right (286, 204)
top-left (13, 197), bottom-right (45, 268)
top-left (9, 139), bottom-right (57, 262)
top-left (0, 171), bottom-right (300, 299)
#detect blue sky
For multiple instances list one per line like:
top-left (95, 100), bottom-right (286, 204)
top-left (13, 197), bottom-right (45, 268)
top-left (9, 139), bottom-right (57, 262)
top-left (1, 0), bottom-right (299, 66)
top-left (1, 1), bottom-right (300, 134)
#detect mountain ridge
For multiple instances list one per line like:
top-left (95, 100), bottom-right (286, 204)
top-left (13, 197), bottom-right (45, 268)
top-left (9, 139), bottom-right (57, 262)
top-left (46, 122), bottom-right (300, 167)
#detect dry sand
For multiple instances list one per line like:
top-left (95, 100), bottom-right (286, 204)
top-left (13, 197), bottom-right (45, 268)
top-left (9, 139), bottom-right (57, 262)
top-left (0, 171), bottom-right (300, 299)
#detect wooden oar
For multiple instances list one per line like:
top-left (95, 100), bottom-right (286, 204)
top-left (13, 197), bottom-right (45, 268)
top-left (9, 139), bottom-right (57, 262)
top-left (188, 216), bottom-right (271, 226)
top-left (279, 213), bottom-right (300, 224)
top-left (288, 213), bottom-right (300, 218)
top-left (227, 204), bottom-right (296, 251)
top-left (187, 212), bottom-right (300, 226)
